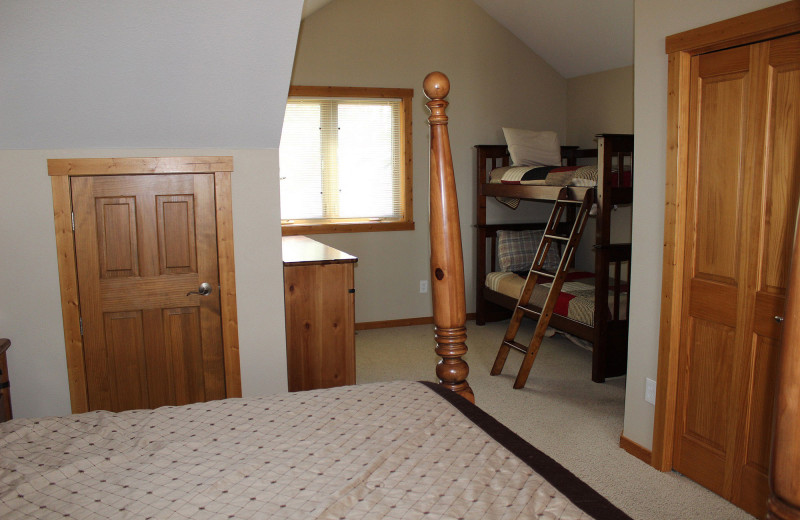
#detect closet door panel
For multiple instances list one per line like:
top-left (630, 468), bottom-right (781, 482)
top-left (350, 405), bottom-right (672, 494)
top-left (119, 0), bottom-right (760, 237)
top-left (736, 33), bottom-right (800, 515)
top-left (674, 47), bottom-right (751, 494)
top-left (692, 69), bottom-right (747, 285)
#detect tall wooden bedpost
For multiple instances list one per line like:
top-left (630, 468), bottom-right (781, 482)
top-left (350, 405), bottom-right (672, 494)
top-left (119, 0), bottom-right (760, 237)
top-left (424, 71), bottom-right (474, 403)
top-left (768, 226), bottom-right (800, 520)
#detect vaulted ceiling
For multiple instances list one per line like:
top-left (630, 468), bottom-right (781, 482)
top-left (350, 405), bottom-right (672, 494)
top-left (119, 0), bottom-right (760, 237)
top-left (301, 0), bottom-right (633, 79)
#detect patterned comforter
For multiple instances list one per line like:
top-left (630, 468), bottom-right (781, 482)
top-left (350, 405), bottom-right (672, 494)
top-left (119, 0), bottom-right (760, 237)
top-left (0, 381), bottom-right (630, 519)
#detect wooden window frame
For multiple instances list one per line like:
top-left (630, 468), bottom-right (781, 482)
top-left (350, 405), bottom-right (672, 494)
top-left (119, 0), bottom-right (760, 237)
top-left (280, 86), bottom-right (414, 236)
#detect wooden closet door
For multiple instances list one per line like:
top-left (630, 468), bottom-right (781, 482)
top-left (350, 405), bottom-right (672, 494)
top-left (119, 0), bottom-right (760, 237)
top-left (673, 34), bottom-right (800, 517)
top-left (71, 174), bottom-right (226, 412)
top-left (733, 33), bottom-right (800, 515)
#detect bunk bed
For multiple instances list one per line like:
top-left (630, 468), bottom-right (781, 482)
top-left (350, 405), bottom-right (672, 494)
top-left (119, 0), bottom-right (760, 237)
top-left (475, 134), bottom-right (633, 383)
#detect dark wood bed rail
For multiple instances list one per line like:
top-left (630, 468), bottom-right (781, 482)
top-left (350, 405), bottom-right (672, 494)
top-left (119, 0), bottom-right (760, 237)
top-left (424, 72), bottom-right (473, 403)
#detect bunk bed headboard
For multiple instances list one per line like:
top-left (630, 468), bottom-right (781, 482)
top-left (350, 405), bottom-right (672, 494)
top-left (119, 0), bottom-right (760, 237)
top-left (425, 72), bottom-right (473, 403)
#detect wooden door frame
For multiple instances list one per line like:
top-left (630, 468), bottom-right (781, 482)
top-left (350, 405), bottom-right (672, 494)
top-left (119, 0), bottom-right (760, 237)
top-left (48, 157), bottom-right (242, 413)
top-left (653, 1), bottom-right (800, 471)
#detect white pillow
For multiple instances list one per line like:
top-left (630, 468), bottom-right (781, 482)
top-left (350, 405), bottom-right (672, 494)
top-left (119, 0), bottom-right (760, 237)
top-left (502, 128), bottom-right (562, 167)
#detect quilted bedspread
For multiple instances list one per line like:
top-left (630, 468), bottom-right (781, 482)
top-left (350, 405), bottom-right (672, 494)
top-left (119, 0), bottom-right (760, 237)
top-left (0, 381), bottom-right (630, 520)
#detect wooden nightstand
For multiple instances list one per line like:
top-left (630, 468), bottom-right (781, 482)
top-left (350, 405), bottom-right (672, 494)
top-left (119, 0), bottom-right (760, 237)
top-left (282, 237), bottom-right (357, 392)
top-left (0, 338), bottom-right (11, 422)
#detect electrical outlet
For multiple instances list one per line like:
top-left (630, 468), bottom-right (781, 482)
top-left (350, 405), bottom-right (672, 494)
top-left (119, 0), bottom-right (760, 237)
top-left (420, 280), bottom-right (428, 293)
top-left (645, 377), bottom-right (657, 405)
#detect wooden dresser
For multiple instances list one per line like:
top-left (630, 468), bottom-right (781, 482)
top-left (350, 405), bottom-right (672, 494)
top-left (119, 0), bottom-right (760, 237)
top-left (282, 236), bottom-right (357, 392)
top-left (0, 338), bottom-right (12, 422)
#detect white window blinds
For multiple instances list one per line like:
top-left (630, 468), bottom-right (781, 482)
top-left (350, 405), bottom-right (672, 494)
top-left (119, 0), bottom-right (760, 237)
top-left (279, 97), bottom-right (403, 222)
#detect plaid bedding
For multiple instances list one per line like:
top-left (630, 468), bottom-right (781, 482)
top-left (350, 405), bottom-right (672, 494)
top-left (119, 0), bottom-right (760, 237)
top-left (497, 229), bottom-right (561, 273)
top-left (485, 271), bottom-right (628, 326)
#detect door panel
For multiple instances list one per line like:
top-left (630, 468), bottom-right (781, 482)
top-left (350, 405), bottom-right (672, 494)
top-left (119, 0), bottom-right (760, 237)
top-left (96, 197), bottom-right (139, 278)
top-left (734, 33), bottom-right (800, 515)
top-left (693, 70), bottom-right (746, 285)
top-left (674, 46), bottom-right (751, 496)
top-left (72, 174), bottom-right (225, 412)
top-left (104, 311), bottom-right (149, 411)
top-left (157, 195), bottom-right (197, 274)
top-left (674, 34), bottom-right (800, 517)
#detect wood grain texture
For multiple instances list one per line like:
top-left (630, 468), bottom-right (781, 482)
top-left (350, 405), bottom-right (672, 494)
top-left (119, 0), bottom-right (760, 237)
top-left (424, 72), bottom-right (472, 403)
top-left (766, 32), bottom-right (800, 520)
top-left (50, 157), bottom-right (241, 412)
top-left (619, 434), bottom-right (652, 466)
top-left (283, 242), bottom-right (356, 392)
top-left (214, 171), bottom-right (242, 398)
top-left (49, 175), bottom-right (89, 413)
top-left (47, 156), bottom-right (233, 176)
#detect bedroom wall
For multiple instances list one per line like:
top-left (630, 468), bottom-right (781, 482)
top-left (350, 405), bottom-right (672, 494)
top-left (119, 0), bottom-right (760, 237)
top-left (290, 0), bottom-right (568, 324)
top-left (0, 1), bottom-right (303, 418)
top-left (566, 66), bottom-right (634, 272)
top-left (623, 0), bottom-right (786, 451)
top-left (566, 66), bottom-right (634, 150)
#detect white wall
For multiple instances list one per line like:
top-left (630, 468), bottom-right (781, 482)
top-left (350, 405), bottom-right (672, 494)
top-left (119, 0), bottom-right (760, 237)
top-left (291, 0), bottom-right (567, 323)
top-left (624, 0), bottom-right (786, 450)
top-left (0, 1), bottom-right (303, 418)
top-left (566, 66), bottom-right (634, 272)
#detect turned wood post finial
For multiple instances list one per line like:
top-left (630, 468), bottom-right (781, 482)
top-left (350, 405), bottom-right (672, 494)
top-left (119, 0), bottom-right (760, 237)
top-left (423, 71), bottom-right (450, 100)
top-left (425, 72), bottom-right (474, 403)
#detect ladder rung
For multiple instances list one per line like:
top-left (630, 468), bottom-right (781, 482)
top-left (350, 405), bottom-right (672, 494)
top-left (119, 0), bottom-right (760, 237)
top-left (516, 305), bottom-right (541, 319)
top-left (530, 269), bottom-right (556, 279)
top-left (543, 233), bottom-right (569, 241)
top-left (557, 198), bottom-right (584, 205)
top-left (503, 340), bottom-right (528, 354)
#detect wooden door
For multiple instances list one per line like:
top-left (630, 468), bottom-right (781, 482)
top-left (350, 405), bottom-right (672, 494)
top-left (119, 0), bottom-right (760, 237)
top-left (71, 173), bottom-right (227, 412)
top-left (673, 33), bottom-right (800, 517)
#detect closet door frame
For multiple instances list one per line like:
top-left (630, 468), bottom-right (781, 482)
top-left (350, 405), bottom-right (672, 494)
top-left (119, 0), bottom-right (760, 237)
top-left (49, 157), bottom-right (242, 413)
top-left (654, 1), bottom-right (800, 471)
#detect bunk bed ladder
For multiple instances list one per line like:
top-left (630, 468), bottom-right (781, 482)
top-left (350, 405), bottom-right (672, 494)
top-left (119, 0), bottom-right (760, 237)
top-left (490, 187), bottom-right (594, 389)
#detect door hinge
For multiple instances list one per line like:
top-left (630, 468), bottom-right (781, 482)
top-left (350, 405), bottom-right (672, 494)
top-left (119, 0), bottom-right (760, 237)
top-left (71, 212), bottom-right (75, 231)
top-left (79, 317), bottom-right (83, 336)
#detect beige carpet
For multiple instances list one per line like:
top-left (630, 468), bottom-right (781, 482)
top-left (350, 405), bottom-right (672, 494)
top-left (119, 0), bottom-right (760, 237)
top-left (356, 319), bottom-right (754, 520)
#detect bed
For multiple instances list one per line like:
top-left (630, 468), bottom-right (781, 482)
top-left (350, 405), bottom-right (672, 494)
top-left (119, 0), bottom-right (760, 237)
top-left (475, 133), bottom-right (633, 383)
top-left (1, 72), bottom-right (797, 520)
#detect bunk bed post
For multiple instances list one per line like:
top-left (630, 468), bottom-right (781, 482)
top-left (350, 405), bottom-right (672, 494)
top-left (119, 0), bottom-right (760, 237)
top-left (592, 135), bottom-right (613, 383)
top-left (424, 71), bottom-right (474, 403)
top-left (767, 226), bottom-right (800, 520)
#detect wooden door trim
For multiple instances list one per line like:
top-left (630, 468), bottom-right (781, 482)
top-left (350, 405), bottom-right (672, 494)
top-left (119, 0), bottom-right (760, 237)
top-left (654, 1), bottom-right (800, 471)
top-left (47, 156), bottom-right (234, 176)
top-left (48, 157), bottom-right (241, 413)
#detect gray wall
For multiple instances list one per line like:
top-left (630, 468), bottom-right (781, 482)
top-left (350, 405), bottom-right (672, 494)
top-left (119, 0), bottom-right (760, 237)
top-left (624, 0), bottom-right (786, 450)
top-left (0, 1), bottom-right (302, 418)
top-left (566, 66), bottom-right (634, 272)
top-left (291, 0), bottom-right (568, 324)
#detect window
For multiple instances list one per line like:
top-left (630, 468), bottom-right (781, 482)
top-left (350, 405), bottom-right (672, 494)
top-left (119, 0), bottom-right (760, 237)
top-left (279, 86), bottom-right (414, 235)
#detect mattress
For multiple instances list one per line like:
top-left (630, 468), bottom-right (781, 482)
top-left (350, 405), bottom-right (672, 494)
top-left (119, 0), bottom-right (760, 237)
top-left (485, 271), bottom-right (628, 326)
top-left (487, 165), bottom-right (632, 210)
